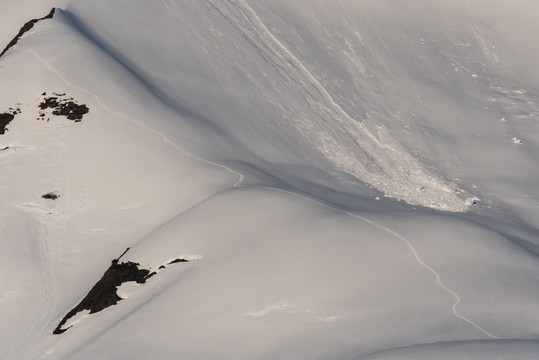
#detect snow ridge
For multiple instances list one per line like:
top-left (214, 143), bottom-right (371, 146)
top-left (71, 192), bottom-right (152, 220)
top-left (17, 42), bottom-right (496, 341)
top-left (0, 8), bottom-right (56, 58)
top-left (15, 46), bottom-right (245, 189)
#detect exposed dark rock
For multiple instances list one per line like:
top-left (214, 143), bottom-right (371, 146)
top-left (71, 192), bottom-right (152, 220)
top-left (39, 93), bottom-right (89, 122)
top-left (168, 258), bottom-right (189, 265)
top-left (42, 192), bottom-right (59, 200)
top-left (0, 8), bottom-right (56, 58)
top-left (145, 271), bottom-right (157, 281)
top-left (0, 113), bottom-right (15, 135)
top-left (1, 107), bottom-right (24, 134)
top-left (53, 101), bottom-right (89, 121)
top-left (53, 249), bottom-right (150, 335)
top-left (39, 97), bottom-right (59, 110)
top-left (53, 248), bottom-right (193, 335)
top-left (1, 146), bottom-right (9, 151)
top-left (115, 247), bottom-right (130, 262)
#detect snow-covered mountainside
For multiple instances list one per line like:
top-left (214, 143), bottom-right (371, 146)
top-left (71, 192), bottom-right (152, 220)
top-left (1, 1), bottom-right (538, 359)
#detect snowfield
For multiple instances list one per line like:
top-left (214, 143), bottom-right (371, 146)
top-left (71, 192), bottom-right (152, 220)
top-left (1, 1), bottom-right (538, 359)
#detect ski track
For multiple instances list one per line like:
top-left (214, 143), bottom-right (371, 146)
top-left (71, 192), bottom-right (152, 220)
top-left (15, 30), bottom-right (498, 341)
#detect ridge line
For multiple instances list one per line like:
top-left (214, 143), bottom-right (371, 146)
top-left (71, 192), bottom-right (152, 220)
top-left (19, 45), bottom-right (497, 340)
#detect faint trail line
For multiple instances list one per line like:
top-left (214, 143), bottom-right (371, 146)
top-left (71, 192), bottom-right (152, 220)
top-left (269, 187), bottom-right (498, 339)
top-left (348, 215), bottom-right (500, 339)
top-left (225, 0), bottom-right (497, 339)
top-left (17, 45), bottom-right (497, 340)
top-left (15, 46), bottom-right (244, 189)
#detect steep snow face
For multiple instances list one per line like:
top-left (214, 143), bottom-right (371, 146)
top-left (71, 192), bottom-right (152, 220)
top-left (61, 0), bottom-right (472, 211)
top-left (59, 0), bottom-right (539, 214)
top-left (1, 1), bottom-right (539, 359)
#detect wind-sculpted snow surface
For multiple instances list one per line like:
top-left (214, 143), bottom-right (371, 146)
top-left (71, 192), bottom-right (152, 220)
top-left (1, 1), bottom-right (539, 360)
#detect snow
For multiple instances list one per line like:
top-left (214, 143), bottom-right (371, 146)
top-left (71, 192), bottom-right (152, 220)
top-left (1, 0), bottom-right (538, 359)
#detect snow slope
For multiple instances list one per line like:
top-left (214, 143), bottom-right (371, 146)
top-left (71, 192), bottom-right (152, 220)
top-left (1, 1), bottom-right (538, 359)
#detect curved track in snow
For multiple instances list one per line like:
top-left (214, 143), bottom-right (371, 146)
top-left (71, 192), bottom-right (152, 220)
top-left (15, 42), bottom-right (498, 340)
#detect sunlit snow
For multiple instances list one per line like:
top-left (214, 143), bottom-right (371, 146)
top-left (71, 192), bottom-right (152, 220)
top-left (1, 1), bottom-right (538, 359)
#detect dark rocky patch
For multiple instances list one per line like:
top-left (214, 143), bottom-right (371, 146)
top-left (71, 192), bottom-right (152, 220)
top-left (168, 258), bottom-right (189, 265)
top-left (0, 108), bottom-right (20, 135)
top-left (42, 192), bottom-right (59, 200)
top-left (145, 271), bottom-right (157, 281)
top-left (0, 113), bottom-right (15, 135)
top-left (39, 93), bottom-right (89, 122)
top-left (0, 8), bottom-right (56, 58)
top-left (39, 97), bottom-right (59, 110)
top-left (53, 248), bottom-right (151, 335)
top-left (53, 249), bottom-right (193, 334)
top-left (1, 146), bottom-right (9, 151)
top-left (53, 101), bottom-right (89, 121)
